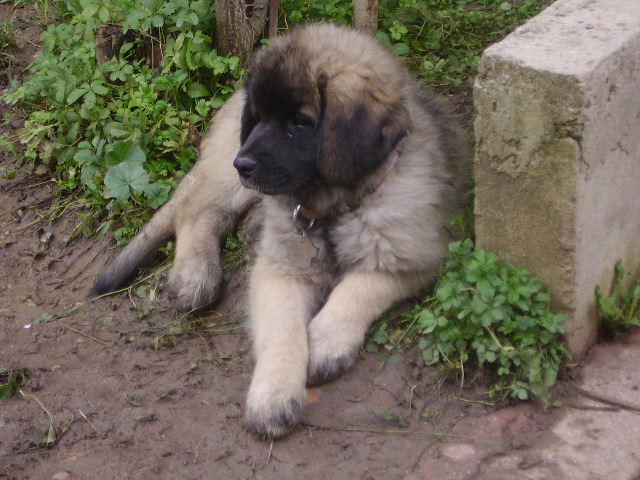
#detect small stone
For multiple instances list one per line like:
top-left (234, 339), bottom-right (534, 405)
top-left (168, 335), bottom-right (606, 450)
top-left (52, 472), bottom-right (70, 480)
top-left (441, 443), bottom-right (477, 464)
top-left (35, 164), bottom-right (49, 175)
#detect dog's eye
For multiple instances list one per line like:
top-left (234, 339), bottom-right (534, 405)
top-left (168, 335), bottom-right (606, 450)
top-left (289, 114), bottom-right (315, 130)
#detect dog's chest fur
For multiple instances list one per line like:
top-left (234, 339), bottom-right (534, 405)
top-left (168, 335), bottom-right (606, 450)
top-left (259, 200), bottom-right (341, 286)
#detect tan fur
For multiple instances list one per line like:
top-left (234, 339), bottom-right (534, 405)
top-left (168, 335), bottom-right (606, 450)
top-left (93, 24), bottom-right (471, 439)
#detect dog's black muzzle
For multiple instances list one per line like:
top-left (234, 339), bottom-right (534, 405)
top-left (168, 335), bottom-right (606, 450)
top-left (233, 157), bottom-right (257, 180)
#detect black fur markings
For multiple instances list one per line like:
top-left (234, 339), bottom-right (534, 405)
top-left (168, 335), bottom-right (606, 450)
top-left (234, 117), bottom-right (320, 195)
top-left (245, 396), bottom-right (305, 439)
top-left (235, 68), bottom-right (321, 195)
top-left (307, 351), bottom-right (357, 387)
top-left (319, 101), bottom-right (395, 184)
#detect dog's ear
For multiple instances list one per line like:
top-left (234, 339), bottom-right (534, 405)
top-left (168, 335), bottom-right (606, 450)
top-left (318, 72), bottom-right (411, 184)
top-left (240, 93), bottom-right (258, 145)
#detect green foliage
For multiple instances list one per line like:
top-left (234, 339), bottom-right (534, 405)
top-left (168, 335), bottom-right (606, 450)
top-left (280, 0), bottom-right (550, 91)
top-left (377, 0), bottom-right (549, 89)
top-left (0, 15), bottom-right (19, 73)
top-left (596, 261), bottom-right (640, 328)
top-left (0, 368), bottom-right (32, 400)
top-left (222, 231), bottom-right (248, 272)
top-left (378, 239), bottom-right (570, 404)
top-left (0, 20), bottom-right (17, 50)
top-left (4, 0), bottom-right (242, 242)
top-left (279, 0), bottom-right (353, 25)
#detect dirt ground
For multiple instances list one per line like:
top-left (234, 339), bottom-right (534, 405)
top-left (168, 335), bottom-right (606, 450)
top-left (0, 5), bottom-right (608, 480)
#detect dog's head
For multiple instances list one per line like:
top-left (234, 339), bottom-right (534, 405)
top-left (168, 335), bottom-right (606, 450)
top-left (233, 25), bottom-right (411, 196)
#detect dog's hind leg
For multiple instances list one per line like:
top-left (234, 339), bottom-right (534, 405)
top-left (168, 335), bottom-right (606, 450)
top-left (167, 181), bottom-right (258, 310)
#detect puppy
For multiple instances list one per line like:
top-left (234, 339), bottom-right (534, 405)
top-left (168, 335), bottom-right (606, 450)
top-left (93, 23), bottom-right (471, 438)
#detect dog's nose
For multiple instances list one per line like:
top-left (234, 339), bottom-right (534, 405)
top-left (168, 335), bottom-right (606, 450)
top-left (233, 157), bottom-right (257, 179)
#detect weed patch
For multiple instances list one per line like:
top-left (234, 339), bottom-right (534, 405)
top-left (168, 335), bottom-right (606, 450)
top-left (4, 0), bottom-right (243, 243)
top-left (597, 261), bottom-right (640, 329)
top-left (0, 368), bottom-right (32, 400)
top-left (369, 239), bottom-right (570, 405)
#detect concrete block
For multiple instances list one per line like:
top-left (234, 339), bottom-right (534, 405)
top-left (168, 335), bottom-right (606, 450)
top-left (474, 0), bottom-right (640, 357)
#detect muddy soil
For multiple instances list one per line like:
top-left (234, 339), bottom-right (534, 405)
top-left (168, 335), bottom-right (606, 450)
top-left (0, 5), bottom-right (576, 480)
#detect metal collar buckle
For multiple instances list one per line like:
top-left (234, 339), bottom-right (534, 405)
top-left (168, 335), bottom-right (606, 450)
top-left (292, 204), bottom-right (315, 237)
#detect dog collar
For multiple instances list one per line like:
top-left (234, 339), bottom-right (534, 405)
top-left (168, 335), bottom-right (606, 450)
top-left (292, 149), bottom-right (401, 234)
top-left (292, 204), bottom-right (316, 236)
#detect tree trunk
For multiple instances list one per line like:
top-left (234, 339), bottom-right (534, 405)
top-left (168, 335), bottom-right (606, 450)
top-left (215, 0), bottom-right (269, 64)
top-left (352, 0), bottom-right (378, 35)
top-left (268, 0), bottom-right (279, 39)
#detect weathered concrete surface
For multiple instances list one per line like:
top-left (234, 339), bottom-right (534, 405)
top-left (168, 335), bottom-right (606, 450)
top-left (477, 334), bottom-right (640, 480)
top-left (406, 332), bottom-right (640, 480)
top-left (474, 0), bottom-right (640, 357)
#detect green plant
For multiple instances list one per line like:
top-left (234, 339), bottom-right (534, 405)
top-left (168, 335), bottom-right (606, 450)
top-left (596, 261), bottom-right (640, 328)
top-left (383, 239), bottom-right (570, 404)
top-left (376, 0), bottom-right (550, 90)
top-left (0, 368), bottom-right (32, 400)
top-left (0, 17), bottom-right (18, 72)
top-left (4, 0), bottom-right (242, 243)
top-left (0, 19), bottom-right (16, 49)
top-left (222, 231), bottom-right (248, 272)
top-left (280, 0), bottom-right (352, 26)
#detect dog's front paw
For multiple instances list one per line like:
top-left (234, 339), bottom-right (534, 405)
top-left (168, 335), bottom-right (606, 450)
top-left (167, 257), bottom-right (222, 310)
top-left (307, 322), bottom-right (359, 386)
top-left (307, 351), bottom-right (354, 386)
top-left (245, 383), bottom-right (306, 439)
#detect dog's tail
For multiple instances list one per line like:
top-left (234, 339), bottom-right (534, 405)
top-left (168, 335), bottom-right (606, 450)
top-left (91, 201), bottom-right (177, 297)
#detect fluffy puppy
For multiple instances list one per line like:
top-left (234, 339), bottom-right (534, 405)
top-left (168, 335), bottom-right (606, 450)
top-left (92, 23), bottom-right (471, 438)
